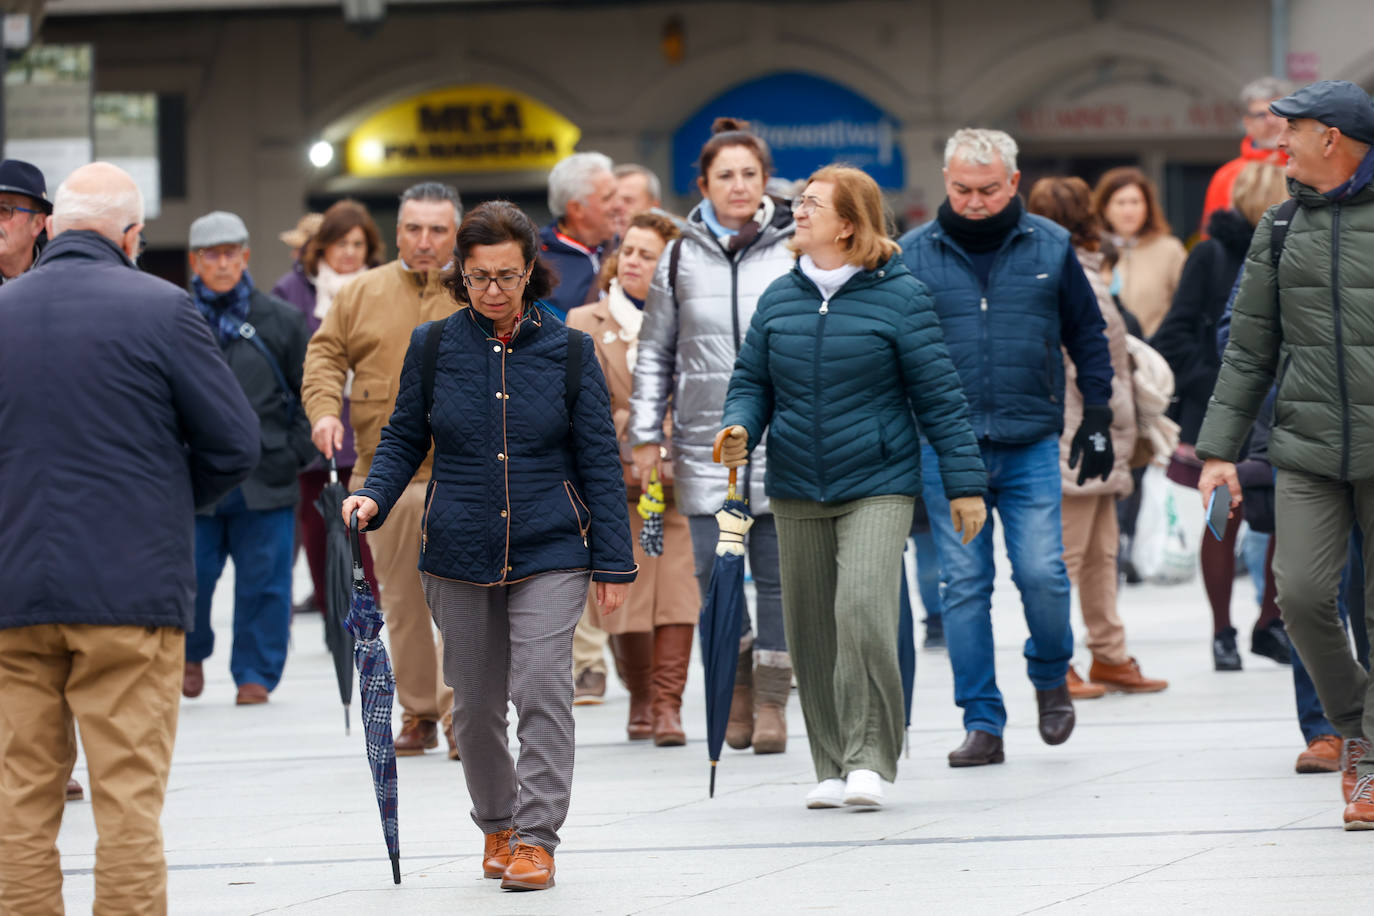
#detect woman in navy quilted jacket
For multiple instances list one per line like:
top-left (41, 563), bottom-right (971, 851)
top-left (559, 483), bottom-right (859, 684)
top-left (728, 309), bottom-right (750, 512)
top-left (719, 166), bottom-right (988, 810)
top-left (343, 200), bottom-right (636, 892)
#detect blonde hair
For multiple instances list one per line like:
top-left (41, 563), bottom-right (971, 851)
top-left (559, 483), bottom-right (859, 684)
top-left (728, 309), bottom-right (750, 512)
top-left (1231, 161), bottom-right (1289, 227)
top-left (797, 165), bottom-right (899, 270)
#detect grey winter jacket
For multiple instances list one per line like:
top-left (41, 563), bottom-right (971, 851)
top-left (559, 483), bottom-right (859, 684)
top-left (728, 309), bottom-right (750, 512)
top-left (629, 197), bottom-right (795, 516)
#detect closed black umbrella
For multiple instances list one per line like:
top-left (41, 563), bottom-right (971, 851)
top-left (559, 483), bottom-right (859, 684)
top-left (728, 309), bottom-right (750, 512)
top-left (314, 457), bottom-right (355, 733)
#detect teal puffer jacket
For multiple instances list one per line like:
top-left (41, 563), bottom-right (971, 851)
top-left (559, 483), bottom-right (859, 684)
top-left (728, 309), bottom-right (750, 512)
top-left (1197, 177), bottom-right (1374, 480)
top-left (721, 254), bottom-right (987, 503)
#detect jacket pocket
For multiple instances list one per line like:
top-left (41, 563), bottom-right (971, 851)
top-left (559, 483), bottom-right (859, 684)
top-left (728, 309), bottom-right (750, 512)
top-left (1043, 341), bottom-right (1058, 404)
top-left (349, 372), bottom-right (396, 456)
top-left (563, 480), bottom-right (589, 546)
top-left (421, 480), bottom-right (438, 553)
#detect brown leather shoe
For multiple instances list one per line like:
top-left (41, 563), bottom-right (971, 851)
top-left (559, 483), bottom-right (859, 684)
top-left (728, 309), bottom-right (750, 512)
top-left (182, 661), bottom-right (204, 699)
top-left (1296, 735), bottom-right (1342, 774)
top-left (1066, 665), bottom-right (1105, 700)
top-left (1345, 774), bottom-right (1374, 830)
top-left (235, 683), bottom-right (269, 705)
top-left (65, 778), bottom-right (83, 802)
top-left (442, 711), bottom-right (460, 761)
top-left (610, 632), bottom-right (655, 741)
top-left (573, 669), bottom-right (606, 706)
top-left (1088, 657), bottom-right (1168, 694)
top-left (948, 729), bottom-right (1004, 767)
top-left (725, 648), bottom-right (754, 749)
top-left (482, 828), bottom-right (515, 879)
top-left (651, 624), bottom-right (693, 746)
top-left (1036, 682), bottom-right (1075, 745)
top-left (752, 662), bottom-right (791, 754)
top-left (501, 842), bottom-right (555, 891)
top-left (1341, 737), bottom-right (1371, 802)
top-left (395, 715), bottom-right (439, 756)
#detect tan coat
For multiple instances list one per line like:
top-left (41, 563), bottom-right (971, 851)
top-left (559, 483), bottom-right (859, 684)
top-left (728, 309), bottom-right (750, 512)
top-left (1061, 247), bottom-right (1137, 498)
top-left (1112, 232), bottom-right (1187, 337)
top-left (567, 296), bottom-right (698, 633)
top-left (302, 260), bottom-right (457, 482)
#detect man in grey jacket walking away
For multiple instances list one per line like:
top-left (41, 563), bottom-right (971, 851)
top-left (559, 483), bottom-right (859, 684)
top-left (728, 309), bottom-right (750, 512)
top-left (0, 162), bottom-right (259, 912)
top-left (1197, 80), bottom-right (1374, 831)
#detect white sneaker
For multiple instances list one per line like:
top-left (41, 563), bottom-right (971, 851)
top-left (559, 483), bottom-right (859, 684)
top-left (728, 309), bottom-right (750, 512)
top-left (805, 778), bottom-right (846, 809)
top-left (843, 769), bottom-right (884, 807)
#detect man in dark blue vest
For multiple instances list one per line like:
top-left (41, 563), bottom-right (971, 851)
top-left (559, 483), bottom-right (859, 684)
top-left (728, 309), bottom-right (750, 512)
top-left (899, 128), bottom-right (1115, 767)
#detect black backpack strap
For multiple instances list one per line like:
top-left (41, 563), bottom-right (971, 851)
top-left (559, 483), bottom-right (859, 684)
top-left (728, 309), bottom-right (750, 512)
top-left (421, 316), bottom-right (446, 425)
top-left (565, 331), bottom-right (584, 427)
top-left (1270, 197), bottom-right (1299, 269)
top-left (667, 237), bottom-right (683, 308)
top-left (238, 321), bottom-right (299, 420)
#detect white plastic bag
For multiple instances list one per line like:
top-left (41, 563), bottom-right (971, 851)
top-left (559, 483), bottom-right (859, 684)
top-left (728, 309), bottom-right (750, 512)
top-left (1133, 465), bottom-right (1199, 586)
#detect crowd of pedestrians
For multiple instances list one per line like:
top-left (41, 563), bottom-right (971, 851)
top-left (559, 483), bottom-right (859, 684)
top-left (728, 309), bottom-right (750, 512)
top-left (3, 74), bottom-right (1374, 910)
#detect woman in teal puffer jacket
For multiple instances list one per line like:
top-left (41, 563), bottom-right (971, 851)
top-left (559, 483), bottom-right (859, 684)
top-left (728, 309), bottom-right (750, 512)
top-left (720, 166), bottom-right (988, 810)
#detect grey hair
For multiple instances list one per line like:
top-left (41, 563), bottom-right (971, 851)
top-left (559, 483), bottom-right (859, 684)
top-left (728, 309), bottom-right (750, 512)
top-left (398, 181), bottom-right (462, 220)
top-left (944, 128), bottom-right (1019, 175)
top-left (1240, 76), bottom-right (1295, 105)
top-left (547, 152), bottom-right (614, 218)
top-left (51, 177), bottom-right (144, 238)
top-left (613, 163), bottom-right (662, 202)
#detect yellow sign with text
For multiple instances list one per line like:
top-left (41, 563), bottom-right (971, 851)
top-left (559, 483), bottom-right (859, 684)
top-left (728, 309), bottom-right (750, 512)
top-left (344, 85), bottom-right (581, 178)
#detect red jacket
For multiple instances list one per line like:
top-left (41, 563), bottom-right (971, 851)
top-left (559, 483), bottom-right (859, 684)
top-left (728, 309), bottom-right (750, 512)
top-left (1199, 137), bottom-right (1288, 235)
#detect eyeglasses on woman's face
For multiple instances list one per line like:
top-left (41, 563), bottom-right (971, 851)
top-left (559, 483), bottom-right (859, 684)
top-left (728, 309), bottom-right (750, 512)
top-left (461, 263), bottom-right (532, 291)
top-left (791, 195), bottom-right (832, 217)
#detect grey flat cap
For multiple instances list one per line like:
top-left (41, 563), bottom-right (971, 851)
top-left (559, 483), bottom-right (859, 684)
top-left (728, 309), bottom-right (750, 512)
top-left (189, 211), bottom-right (249, 249)
top-left (1269, 80), bottom-right (1374, 145)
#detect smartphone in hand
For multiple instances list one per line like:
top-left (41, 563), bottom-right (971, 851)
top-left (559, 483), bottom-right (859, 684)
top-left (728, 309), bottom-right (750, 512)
top-left (1206, 484), bottom-right (1231, 541)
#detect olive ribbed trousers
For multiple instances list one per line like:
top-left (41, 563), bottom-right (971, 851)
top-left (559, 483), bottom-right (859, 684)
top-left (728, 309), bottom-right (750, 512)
top-left (772, 494), bottom-right (914, 783)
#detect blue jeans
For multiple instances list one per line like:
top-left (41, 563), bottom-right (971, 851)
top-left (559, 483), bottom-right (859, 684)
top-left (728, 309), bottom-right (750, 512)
top-left (189, 488), bottom-right (295, 691)
top-left (913, 528), bottom-right (943, 621)
top-left (921, 435), bottom-right (1074, 735)
top-left (687, 513), bottom-right (787, 655)
top-left (1242, 529), bottom-right (1269, 608)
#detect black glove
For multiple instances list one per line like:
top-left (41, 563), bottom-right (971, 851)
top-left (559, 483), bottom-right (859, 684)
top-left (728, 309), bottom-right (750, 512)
top-left (1069, 404), bottom-right (1114, 485)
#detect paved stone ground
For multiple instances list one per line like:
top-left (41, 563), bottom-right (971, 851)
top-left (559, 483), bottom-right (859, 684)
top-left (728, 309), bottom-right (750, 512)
top-left (53, 542), bottom-right (1370, 914)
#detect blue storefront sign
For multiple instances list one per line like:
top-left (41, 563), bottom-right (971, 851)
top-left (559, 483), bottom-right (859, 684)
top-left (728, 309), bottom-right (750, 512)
top-left (672, 71), bottom-right (904, 194)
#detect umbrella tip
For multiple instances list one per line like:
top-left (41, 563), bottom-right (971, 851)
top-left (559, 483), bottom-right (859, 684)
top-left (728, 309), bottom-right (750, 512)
top-left (391, 854), bottom-right (401, 885)
top-left (345, 706), bottom-right (351, 736)
top-left (709, 760), bottom-right (717, 798)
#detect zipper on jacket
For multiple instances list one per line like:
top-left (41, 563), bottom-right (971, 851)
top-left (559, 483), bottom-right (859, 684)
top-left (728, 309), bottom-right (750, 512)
top-left (421, 481), bottom-right (438, 552)
top-left (813, 301), bottom-right (831, 499)
top-left (563, 480), bottom-right (590, 546)
top-left (1331, 204), bottom-right (1351, 479)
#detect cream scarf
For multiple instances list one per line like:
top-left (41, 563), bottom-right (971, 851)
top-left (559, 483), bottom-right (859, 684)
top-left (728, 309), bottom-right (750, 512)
top-left (605, 279), bottom-right (644, 371)
top-left (313, 261), bottom-right (366, 320)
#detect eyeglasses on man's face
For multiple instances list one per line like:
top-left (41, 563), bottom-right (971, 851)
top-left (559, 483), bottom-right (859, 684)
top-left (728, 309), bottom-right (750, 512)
top-left (0, 202), bottom-right (42, 222)
top-left (791, 195), bottom-right (831, 216)
top-left (461, 264), bottom-right (531, 291)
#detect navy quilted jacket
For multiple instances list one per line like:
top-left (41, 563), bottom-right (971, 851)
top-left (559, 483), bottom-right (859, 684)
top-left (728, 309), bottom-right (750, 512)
top-left (721, 255), bottom-right (987, 503)
top-left (356, 304), bottom-right (637, 585)
top-left (898, 212), bottom-right (1112, 444)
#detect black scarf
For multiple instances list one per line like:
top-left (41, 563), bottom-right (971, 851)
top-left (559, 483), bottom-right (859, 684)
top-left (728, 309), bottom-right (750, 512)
top-left (937, 197), bottom-right (1023, 253)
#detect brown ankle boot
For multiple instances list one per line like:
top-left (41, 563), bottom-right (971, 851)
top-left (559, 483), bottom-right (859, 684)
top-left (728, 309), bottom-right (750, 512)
top-left (725, 648), bottom-right (754, 749)
top-left (650, 624), bottom-right (693, 746)
top-left (611, 631), bottom-right (655, 741)
top-left (752, 660), bottom-right (791, 754)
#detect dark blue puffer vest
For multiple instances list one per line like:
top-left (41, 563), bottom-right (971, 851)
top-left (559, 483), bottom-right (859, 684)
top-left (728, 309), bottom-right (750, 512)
top-left (899, 212), bottom-right (1073, 444)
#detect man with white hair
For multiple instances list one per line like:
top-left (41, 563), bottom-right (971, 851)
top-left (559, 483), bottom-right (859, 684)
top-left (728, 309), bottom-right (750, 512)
top-left (539, 151), bottom-right (620, 320)
top-left (899, 128), bottom-right (1115, 767)
top-left (0, 162), bottom-right (259, 912)
top-left (1200, 76), bottom-right (1295, 231)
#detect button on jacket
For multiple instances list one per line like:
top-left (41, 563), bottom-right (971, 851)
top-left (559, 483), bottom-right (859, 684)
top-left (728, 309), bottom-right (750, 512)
top-left (356, 304), bottom-right (637, 586)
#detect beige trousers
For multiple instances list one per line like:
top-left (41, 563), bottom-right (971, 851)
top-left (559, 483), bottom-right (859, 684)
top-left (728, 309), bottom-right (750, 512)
top-left (0, 623), bottom-right (182, 916)
top-left (1061, 492), bottom-right (1129, 666)
top-left (360, 478), bottom-right (454, 721)
top-left (572, 609), bottom-right (609, 677)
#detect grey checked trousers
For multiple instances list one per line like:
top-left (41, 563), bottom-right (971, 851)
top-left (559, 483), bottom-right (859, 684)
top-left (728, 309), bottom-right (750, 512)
top-left (422, 570), bottom-right (590, 852)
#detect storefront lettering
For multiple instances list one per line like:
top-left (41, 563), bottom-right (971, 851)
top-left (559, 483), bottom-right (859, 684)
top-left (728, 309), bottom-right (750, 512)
top-left (381, 137), bottom-right (557, 162)
top-left (417, 101), bottom-right (523, 134)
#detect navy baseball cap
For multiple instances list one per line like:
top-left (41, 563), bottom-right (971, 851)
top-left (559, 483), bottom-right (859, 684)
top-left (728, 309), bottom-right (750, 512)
top-left (1269, 80), bottom-right (1374, 145)
top-left (0, 159), bottom-right (52, 213)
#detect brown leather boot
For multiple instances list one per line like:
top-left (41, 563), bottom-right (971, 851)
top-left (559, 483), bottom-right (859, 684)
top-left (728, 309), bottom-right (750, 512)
top-left (752, 661), bottom-right (790, 754)
top-left (1066, 665), bottom-right (1105, 700)
top-left (725, 649), bottom-right (754, 750)
top-left (395, 715), bottom-right (439, 756)
top-left (611, 631), bottom-right (655, 741)
top-left (442, 710), bottom-right (460, 761)
top-left (65, 778), bottom-right (83, 802)
top-left (482, 828), bottom-right (514, 879)
top-left (1088, 657), bottom-right (1168, 694)
top-left (650, 624), bottom-right (693, 746)
top-left (501, 843), bottom-right (555, 890)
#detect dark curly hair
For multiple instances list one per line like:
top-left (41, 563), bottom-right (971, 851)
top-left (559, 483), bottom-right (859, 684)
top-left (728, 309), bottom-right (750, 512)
top-left (442, 200), bottom-right (557, 308)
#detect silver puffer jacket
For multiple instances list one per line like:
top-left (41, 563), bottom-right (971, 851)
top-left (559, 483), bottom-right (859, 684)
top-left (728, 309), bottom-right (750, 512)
top-left (629, 198), bottom-right (795, 516)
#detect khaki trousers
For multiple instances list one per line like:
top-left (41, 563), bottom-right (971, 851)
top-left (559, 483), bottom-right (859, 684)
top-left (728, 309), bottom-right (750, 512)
top-left (0, 624), bottom-right (182, 916)
top-left (571, 609), bottom-right (609, 677)
top-left (1274, 469), bottom-right (1374, 777)
top-left (360, 478), bottom-right (453, 721)
top-left (1061, 493), bottom-right (1129, 666)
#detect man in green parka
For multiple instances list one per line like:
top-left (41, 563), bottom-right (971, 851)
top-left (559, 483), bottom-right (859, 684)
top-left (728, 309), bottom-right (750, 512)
top-left (1196, 79), bottom-right (1374, 831)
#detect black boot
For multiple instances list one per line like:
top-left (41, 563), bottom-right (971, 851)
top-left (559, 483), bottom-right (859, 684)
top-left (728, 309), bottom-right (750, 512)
top-left (1035, 683), bottom-right (1075, 745)
top-left (923, 615), bottom-right (945, 649)
top-left (1251, 619), bottom-right (1293, 665)
top-left (1213, 626), bottom-right (1242, 671)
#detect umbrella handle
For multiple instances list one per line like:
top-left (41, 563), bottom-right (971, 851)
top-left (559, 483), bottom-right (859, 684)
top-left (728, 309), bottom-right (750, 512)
top-left (711, 429), bottom-right (739, 501)
top-left (349, 508), bottom-right (365, 580)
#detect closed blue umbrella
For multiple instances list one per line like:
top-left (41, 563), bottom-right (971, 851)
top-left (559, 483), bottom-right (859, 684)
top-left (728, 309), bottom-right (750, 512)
top-left (314, 457), bottom-right (355, 733)
top-left (345, 510), bottom-right (401, 885)
top-left (897, 562), bottom-right (915, 758)
top-left (701, 437), bottom-right (754, 798)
